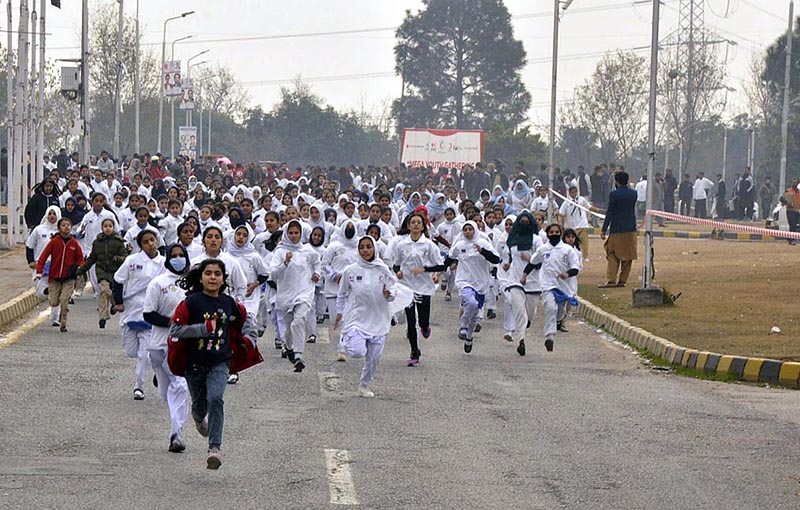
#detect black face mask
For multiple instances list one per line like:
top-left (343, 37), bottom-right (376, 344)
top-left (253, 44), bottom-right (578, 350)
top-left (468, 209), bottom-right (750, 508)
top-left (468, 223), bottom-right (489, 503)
top-left (344, 226), bottom-right (355, 239)
top-left (548, 234), bottom-right (561, 246)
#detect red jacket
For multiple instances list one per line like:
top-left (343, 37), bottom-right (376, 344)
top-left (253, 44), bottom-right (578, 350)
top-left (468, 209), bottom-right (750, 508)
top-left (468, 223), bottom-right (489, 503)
top-left (37, 234), bottom-right (85, 282)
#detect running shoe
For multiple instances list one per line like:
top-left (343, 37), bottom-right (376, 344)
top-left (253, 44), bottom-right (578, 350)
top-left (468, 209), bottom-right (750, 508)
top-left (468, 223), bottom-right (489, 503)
top-left (421, 326), bottom-right (431, 339)
top-left (358, 385), bottom-right (375, 398)
top-left (293, 358), bottom-right (306, 373)
top-left (168, 434), bottom-right (186, 453)
top-left (59, 325), bottom-right (67, 333)
top-left (445, 293), bottom-right (452, 302)
top-left (517, 340), bottom-right (526, 356)
top-left (206, 447), bottom-right (222, 470)
top-left (99, 319), bottom-right (106, 329)
top-left (337, 352), bottom-right (347, 362)
top-left (133, 388), bottom-right (144, 400)
top-left (195, 417), bottom-right (209, 437)
top-left (51, 321), bottom-right (59, 327)
top-left (227, 374), bottom-right (239, 385)
top-left (464, 339), bottom-right (473, 353)
top-left (487, 309), bottom-right (497, 320)
top-left (274, 338), bottom-right (282, 350)
top-left (474, 323), bottom-right (482, 333)
top-left (407, 358), bottom-right (419, 367)
top-left (152, 375), bottom-right (158, 388)
top-left (307, 334), bottom-right (317, 344)
top-left (503, 334), bottom-right (513, 342)
top-left (458, 329), bottom-right (467, 340)
top-left (557, 321), bottom-right (568, 333)
top-left (545, 338), bottom-right (554, 352)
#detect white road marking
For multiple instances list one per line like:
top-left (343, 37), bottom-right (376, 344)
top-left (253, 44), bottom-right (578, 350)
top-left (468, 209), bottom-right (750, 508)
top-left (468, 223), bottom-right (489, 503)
top-left (318, 372), bottom-right (341, 395)
top-left (324, 449), bottom-right (358, 505)
top-left (0, 309), bottom-right (49, 351)
top-left (316, 327), bottom-right (331, 344)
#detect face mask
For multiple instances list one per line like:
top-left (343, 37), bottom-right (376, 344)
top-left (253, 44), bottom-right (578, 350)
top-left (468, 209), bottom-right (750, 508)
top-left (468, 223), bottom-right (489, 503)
top-left (345, 226), bottom-right (355, 239)
top-left (170, 257), bottom-right (187, 273)
top-left (548, 234), bottom-right (561, 246)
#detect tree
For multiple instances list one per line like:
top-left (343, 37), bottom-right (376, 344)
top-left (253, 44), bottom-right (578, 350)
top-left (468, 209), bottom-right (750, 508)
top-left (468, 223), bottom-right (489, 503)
top-left (392, 0), bottom-right (531, 131)
top-left (483, 123), bottom-right (546, 172)
top-left (193, 63), bottom-right (250, 122)
top-left (571, 51), bottom-right (649, 168)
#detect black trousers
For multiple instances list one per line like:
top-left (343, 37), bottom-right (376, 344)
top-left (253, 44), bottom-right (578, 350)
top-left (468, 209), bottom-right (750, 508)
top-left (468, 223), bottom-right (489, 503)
top-left (680, 199), bottom-right (691, 216)
top-left (694, 199), bottom-right (707, 218)
top-left (405, 294), bottom-right (431, 359)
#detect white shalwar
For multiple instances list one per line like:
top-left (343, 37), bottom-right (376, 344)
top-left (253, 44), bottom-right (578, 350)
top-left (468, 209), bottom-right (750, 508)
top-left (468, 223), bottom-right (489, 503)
top-left (142, 270), bottom-right (189, 439)
top-left (531, 241), bottom-right (581, 341)
top-left (114, 251), bottom-right (165, 390)
top-left (449, 229), bottom-right (500, 340)
top-left (503, 241), bottom-right (543, 343)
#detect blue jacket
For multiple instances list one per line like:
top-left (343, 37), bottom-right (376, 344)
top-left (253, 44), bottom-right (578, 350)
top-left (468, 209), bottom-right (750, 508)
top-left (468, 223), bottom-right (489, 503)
top-left (602, 187), bottom-right (637, 234)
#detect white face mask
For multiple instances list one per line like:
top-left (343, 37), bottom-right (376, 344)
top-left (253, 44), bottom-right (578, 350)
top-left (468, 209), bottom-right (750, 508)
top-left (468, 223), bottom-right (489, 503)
top-left (170, 257), bottom-right (188, 273)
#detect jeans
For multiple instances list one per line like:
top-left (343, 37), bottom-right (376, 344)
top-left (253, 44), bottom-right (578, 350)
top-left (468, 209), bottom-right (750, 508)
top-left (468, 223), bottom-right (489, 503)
top-left (185, 363), bottom-right (229, 449)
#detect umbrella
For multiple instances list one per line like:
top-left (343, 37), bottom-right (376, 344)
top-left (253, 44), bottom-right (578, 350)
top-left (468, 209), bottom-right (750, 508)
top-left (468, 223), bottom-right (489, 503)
top-left (217, 157), bottom-right (232, 166)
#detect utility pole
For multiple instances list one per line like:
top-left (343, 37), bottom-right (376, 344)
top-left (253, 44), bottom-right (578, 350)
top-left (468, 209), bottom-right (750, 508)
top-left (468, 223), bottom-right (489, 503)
top-left (113, 0), bottom-right (124, 160)
top-left (37, 0), bottom-right (45, 185)
top-left (134, 0), bottom-right (140, 154)
top-left (4, 0), bottom-right (14, 247)
top-left (158, 11), bottom-right (194, 154)
top-left (30, 3), bottom-right (37, 186)
top-left (642, 0), bottom-right (660, 291)
top-left (780, 0), bottom-right (794, 195)
top-left (80, 0), bottom-right (90, 164)
top-left (548, 0), bottom-right (573, 221)
top-left (722, 126), bottom-right (727, 182)
top-left (750, 126), bottom-right (756, 178)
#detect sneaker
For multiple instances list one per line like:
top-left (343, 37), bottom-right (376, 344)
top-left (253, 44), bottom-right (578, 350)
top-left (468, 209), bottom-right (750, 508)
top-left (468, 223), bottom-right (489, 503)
top-left (440, 281), bottom-right (447, 291)
top-left (51, 321), bottom-right (60, 327)
top-left (616, 282), bottom-right (626, 288)
top-left (517, 340), bottom-right (526, 356)
top-left (109, 304), bottom-right (116, 316)
top-left (358, 385), bottom-right (375, 398)
top-left (316, 317), bottom-right (324, 324)
top-left (474, 323), bottom-right (482, 333)
top-left (544, 338), bottom-right (554, 352)
top-left (526, 320), bottom-right (531, 329)
top-left (256, 329), bottom-right (265, 338)
top-left (445, 293), bottom-right (452, 302)
top-left (68, 297), bottom-right (75, 305)
top-left (598, 281), bottom-right (616, 288)
top-left (307, 334), bottom-right (317, 344)
top-left (458, 329), bottom-right (467, 340)
top-left (274, 338), bottom-right (282, 350)
top-left (421, 326), bottom-right (431, 339)
top-left (133, 388), bottom-right (144, 400)
top-left (407, 358), bottom-right (419, 367)
top-left (557, 321), bottom-right (568, 333)
top-left (337, 352), bottom-right (347, 362)
top-left (503, 334), bottom-right (513, 342)
top-left (195, 417), bottom-right (209, 437)
top-left (99, 319), bottom-right (106, 329)
top-left (464, 339), bottom-right (473, 353)
top-left (206, 447), bottom-right (222, 470)
top-left (152, 375), bottom-right (159, 388)
top-left (487, 309), bottom-right (497, 320)
top-left (283, 348), bottom-right (295, 362)
top-left (293, 358), bottom-right (306, 373)
top-left (168, 434), bottom-right (186, 453)
top-left (59, 325), bottom-right (67, 333)
top-left (227, 373), bottom-right (239, 385)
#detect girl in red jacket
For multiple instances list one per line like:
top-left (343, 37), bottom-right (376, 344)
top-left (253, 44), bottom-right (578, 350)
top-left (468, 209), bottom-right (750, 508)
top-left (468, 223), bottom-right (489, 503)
top-left (36, 218), bottom-right (85, 332)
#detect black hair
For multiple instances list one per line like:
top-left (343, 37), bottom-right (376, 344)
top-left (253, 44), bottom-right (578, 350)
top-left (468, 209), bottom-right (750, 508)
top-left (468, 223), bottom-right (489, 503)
top-left (136, 228), bottom-right (158, 248)
top-left (614, 171), bottom-right (629, 186)
top-left (562, 228), bottom-right (582, 250)
top-left (545, 223), bottom-right (563, 235)
top-left (397, 212), bottom-right (430, 237)
top-left (178, 258), bottom-right (227, 294)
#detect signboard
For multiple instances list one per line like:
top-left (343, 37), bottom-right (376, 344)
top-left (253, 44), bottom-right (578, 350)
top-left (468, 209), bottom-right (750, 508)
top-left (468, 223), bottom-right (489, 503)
top-left (400, 128), bottom-right (484, 170)
top-left (162, 60), bottom-right (182, 97)
top-left (179, 126), bottom-right (197, 161)
top-left (179, 78), bottom-right (194, 110)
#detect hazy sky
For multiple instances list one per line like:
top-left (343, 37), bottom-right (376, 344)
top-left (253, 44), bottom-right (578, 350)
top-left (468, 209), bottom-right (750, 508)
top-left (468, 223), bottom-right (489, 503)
top-left (34, 0), bottom-right (791, 136)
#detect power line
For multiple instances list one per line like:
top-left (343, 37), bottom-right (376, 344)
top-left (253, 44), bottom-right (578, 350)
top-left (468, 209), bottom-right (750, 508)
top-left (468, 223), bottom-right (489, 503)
top-left (738, 0), bottom-right (785, 21)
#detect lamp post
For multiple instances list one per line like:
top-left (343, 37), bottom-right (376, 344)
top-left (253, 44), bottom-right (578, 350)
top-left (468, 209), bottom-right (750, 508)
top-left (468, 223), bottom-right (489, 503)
top-left (548, 0), bottom-right (574, 221)
top-left (157, 10), bottom-right (194, 154)
top-left (186, 50), bottom-right (209, 127)
top-left (169, 34), bottom-right (193, 158)
top-left (134, 0), bottom-right (139, 153)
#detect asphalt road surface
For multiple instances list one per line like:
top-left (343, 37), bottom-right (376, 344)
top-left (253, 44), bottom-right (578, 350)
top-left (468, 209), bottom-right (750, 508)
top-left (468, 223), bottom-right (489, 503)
top-left (2, 292), bottom-right (800, 510)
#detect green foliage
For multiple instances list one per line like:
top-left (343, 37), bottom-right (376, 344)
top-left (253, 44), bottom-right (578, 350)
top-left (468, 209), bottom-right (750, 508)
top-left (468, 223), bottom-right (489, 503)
top-left (484, 123), bottom-right (545, 171)
top-left (392, 0), bottom-right (530, 131)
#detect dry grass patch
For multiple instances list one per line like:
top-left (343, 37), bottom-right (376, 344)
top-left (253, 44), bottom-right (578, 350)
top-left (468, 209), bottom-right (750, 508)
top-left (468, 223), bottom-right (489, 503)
top-left (578, 236), bottom-right (800, 360)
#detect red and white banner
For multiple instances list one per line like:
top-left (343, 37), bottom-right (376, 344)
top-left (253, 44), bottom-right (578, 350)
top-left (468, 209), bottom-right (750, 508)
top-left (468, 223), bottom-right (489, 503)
top-left (400, 128), bottom-right (483, 170)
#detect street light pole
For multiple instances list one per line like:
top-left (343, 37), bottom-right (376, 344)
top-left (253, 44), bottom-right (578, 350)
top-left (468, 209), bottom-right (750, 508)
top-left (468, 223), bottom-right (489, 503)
top-left (134, 0), bottom-right (140, 154)
top-left (80, 0), bottom-right (90, 163)
top-left (112, 0), bottom-right (124, 160)
top-left (157, 11), bottom-right (194, 154)
top-left (642, 0), bottom-right (660, 290)
top-left (780, 0), bottom-right (794, 195)
top-left (37, 0), bottom-right (45, 184)
top-left (170, 34), bottom-right (193, 159)
top-left (548, 0), bottom-right (573, 221)
top-left (186, 51), bottom-right (208, 127)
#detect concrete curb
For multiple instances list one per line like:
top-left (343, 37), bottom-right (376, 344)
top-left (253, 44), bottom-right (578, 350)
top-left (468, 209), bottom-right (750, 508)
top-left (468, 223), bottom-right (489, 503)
top-left (576, 297), bottom-right (800, 389)
top-left (0, 288), bottom-right (45, 328)
top-left (586, 227), bottom-right (780, 241)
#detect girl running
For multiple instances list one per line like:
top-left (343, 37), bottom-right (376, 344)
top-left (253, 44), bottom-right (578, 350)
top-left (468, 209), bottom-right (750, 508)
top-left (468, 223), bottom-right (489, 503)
top-left (77, 218), bottom-right (128, 329)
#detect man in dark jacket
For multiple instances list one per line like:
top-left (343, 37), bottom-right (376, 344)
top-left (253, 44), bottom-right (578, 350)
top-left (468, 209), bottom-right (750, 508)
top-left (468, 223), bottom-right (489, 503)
top-left (24, 178), bottom-right (60, 230)
top-left (663, 168), bottom-right (677, 213)
top-left (600, 171), bottom-right (637, 288)
top-left (715, 174), bottom-right (727, 219)
top-left (678, 173), bottom-right (693, 216)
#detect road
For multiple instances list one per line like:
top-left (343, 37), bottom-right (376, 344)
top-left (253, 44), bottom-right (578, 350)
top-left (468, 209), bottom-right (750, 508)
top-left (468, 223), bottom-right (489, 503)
top-left (1, 291), bottom-right (800, 509)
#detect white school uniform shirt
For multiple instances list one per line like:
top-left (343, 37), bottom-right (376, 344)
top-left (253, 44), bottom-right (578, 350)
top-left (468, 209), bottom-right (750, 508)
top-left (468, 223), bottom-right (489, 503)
top-left (531, 196), bottom-right (550, 213)
top-left (559, 196), bottom-right (591, 229)
top-left (356, 219), bottom-right (392, 240)
top-left (99, 179), bottom-right (122, 201)
top-left (336, 259), bottom-right (397, 337)
top-left (78, 208), bottom-right (119, 255)
top-left (322, 239), bottom-right (359, 298)
top-left (390, 235), bottom-right (442, 296)
top-left (26, 223), bottom-right (58, 261)
top-left (448, 236), bottom-right (498, 295)
top-left (193, 250), bottom-right (248, 305)
top-left (531, 241), bottom-right (581, 295)
top-left (118, 208), bottom-right (136, 233)
top-left (159, 214), bottom-right (184, 246)
top-left (268, 244), bottom-right (321, 312)
top-left (226, 249), bottom-right (268, 314)
top-left (563, 245), bottom-right (583, 296)
top-left (114, 251), bottom-right (166, 325)
top-left (179, 241), bottom-right (204, 263)
top-left (142, 271), bottom-right (185, 350)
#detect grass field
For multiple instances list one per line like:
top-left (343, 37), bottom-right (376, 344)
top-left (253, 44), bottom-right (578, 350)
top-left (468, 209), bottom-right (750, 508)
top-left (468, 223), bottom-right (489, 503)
top-left (578, 234), bottom-right (800, 361)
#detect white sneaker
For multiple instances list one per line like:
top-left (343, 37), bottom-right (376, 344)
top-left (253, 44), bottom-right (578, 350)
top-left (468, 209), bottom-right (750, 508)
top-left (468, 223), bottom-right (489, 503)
top-left (336, 352), bottom-right (347, 362)
top-left (358, 385), bottom-right (375, 398)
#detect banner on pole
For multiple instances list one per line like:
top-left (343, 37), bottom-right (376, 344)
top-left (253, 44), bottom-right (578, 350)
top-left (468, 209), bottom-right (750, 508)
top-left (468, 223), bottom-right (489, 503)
top-left (400, 128), bottom-right (484, 170)
top-left (179, 78), bottom-right (194, 110)
top-left (179, 126), bottom-right (197, 161)
top-left (162, 60), bottom-right (182, 97)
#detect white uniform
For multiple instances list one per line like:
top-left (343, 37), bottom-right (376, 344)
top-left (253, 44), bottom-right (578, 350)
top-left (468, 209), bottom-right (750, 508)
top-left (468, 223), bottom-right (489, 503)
top-left (531, 241), bottom-right (581, 342)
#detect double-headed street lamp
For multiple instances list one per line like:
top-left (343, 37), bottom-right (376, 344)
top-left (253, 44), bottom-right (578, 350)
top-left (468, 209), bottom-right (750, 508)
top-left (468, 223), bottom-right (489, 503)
top-left (157, 10), bottom-right (194, 155)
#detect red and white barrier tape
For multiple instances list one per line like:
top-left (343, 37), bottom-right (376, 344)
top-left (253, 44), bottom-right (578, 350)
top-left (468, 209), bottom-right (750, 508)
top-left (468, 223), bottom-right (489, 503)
top-left (646, 210), bottom-right (800, 240)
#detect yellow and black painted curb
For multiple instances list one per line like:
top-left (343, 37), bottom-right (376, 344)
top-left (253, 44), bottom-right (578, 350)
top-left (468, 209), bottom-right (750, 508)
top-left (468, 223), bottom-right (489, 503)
top-left (586, 227), bottom-right (780, 241)
top-left (576, 297), bottom-right (800, 388)
top-left (0, 289), bottom-right (44, 329)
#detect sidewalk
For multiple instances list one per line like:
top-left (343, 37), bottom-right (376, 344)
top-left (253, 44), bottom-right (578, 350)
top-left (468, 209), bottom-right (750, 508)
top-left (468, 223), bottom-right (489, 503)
top-left (0, 245), bottom-right (44, 329)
